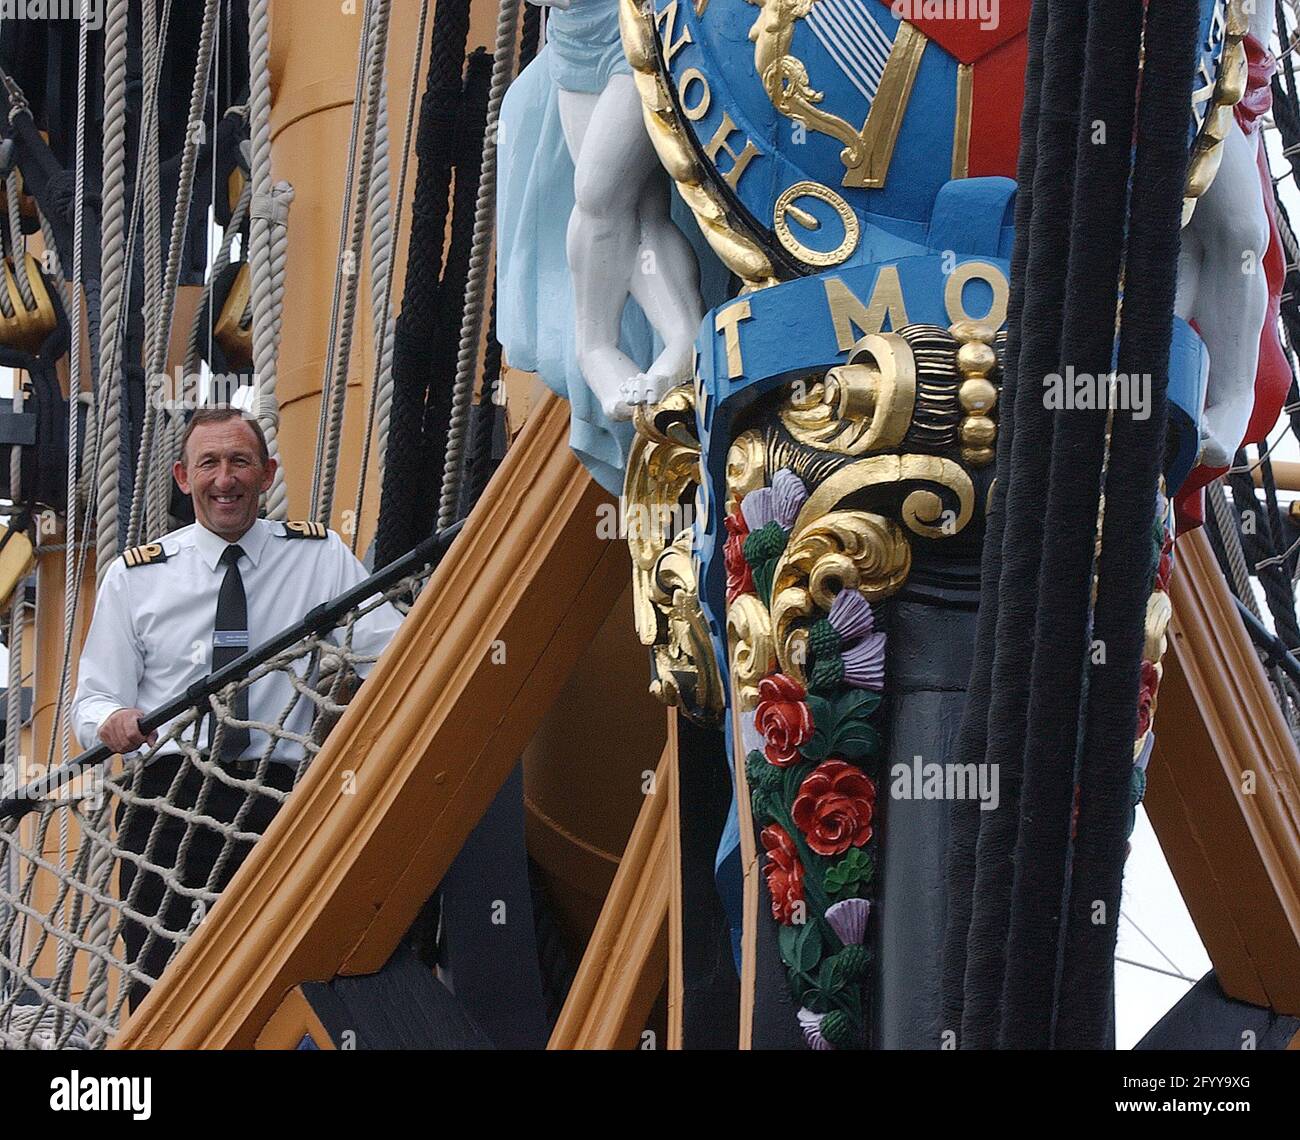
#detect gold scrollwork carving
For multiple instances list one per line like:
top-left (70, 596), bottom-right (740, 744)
top-left (727, 593), bottom-right (777, 710)
top-left (770, 510), bottom-right (911, 682)
top-left (797, 453), bottom-right (975, 540)
top-left (625, 385), bottom-right (724, 721)
top-left (648, 529), bottom-right (725, 717)
top-left (726, 429), bottom-right (767, 515)
top-left (780, 332), bottom-right (916, 455)
top-left (1184, 0), bottom-right (1251, 223)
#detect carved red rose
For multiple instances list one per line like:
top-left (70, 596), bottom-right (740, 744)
top-left (1154, 530), bottom-right (1175, 587)
top-left (760, 823), bottom-right (805, 924)
top-left (754, 674), bottom-right (813, 766)
top-left (791, 759), bottom-right (876, 857)
top-left (724, 512), bottom-right (755, 604)
top-left (1136, 659), bottom-right (1160, 736)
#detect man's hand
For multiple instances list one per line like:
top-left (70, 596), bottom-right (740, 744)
top-left (98, 708), bottom-right (157, 754)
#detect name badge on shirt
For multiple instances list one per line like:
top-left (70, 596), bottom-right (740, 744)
top-left (213, 631), bottom-right (250, 648)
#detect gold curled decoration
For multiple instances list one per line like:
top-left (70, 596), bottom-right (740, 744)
top-left (1184, 0), bottom-right (1251, 224)
top-left (794, 453), bottom-right (976, 541)
top-left (726, 429), bottom-right (767, 515)
top-left (780, 332), bottom-right (916, 455)
top-left (746, 0), bottom-right (926, 190)
top-left (621, 0), bottom-right (779, 288)
top-left (649, 529), bottom-right (725, 718)
top-left (727, 593), bottom-right (777, 710)
top-left (770, 510), bottom-right (911, 682)
top-left (772, 180), bottom-right (861, 267)
top-left (624, 383), bottom-right (724, 721)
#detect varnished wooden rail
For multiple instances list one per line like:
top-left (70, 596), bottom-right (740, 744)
top-left (1147, 527), bottom-right (1300, 1013)
top-left (548, 741), bottom-right (671, 1049)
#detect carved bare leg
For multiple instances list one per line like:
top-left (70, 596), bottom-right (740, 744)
top-left (627, 172), bottom-right (706, 406)
top-left (563, 76), bottom-right (659, 421)
top-left (1185, 122), bottom-right (1269, 468)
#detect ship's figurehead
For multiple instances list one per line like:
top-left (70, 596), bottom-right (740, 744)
top-left (500, 0), bottom-right (1275, 1047)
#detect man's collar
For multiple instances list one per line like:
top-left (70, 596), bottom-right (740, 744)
top-left (193, 519), bottom-right (269, 570)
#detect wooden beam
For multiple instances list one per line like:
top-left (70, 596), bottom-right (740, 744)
top-left (548, 745), bottom-right (672, 1050)
top-left (1251, 460), bottom-right (1300, 494)
top-left (113, 392), bottom-right (629, 1048)
top-left (1145, 527), bottom-right (1300, 1013)
top-left (667, 710), bottom-right (684, 1049)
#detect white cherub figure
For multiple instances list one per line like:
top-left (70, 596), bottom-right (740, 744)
top-left (539, 0), bottom-right (705, 420)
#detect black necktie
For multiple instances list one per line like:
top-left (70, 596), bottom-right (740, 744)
top-left (213, 544), bottom-right (251, 759)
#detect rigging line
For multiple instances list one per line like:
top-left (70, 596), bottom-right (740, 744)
top-left (311, 0), bottom-right (387, 524)
top-left (127, 0), bottom-right (222, 547)
top-left (57, 0), bottom-right (174, 753)
top-left (438, 0), bottom-right (522, 529)
top-left (1120, 908), bottom-right (1188, 979)
top-left (247, 0), bottom-right (291, 520)
top-left (351, 0), bottom-right (431, 554)
top-left (1114, 955), bottom-right (1199, 985)
top-left (1225, 425), bottom-right (1290, 475)
top-left (94, 0), bottom-right (176, 578)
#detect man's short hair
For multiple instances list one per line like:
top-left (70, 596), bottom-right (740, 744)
top-left (179, 407), bottom-right (270, 467)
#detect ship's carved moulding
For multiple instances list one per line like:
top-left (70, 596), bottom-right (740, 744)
top-left (626, 387), bottom-right (725, 723)
top-left (618, 0), bottom-right (1021, 1047)
top-left (624, 309), bottom-right (1005, 1044)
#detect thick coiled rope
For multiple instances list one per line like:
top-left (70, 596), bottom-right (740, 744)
top-left (437, 0), bottom-right (521, 529)
top-left (247, 0), bottom-right (291, 520)
top-left (312, 0), bottom-right (391, 526)
top-left (127, 0), bottom-right (221, 547)
top-left (93, 0), bottom-right (130, 584)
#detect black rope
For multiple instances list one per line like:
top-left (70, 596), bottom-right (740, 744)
top-left (374, 0), bottom-right (472, 566)
top-left (458, 288), bottom-right (504, 521)
top-left (1000, 0), bottom-right (1143, 1050)
top-left (961, 0), bottom-right (1087, 1050)
top-left (939, 0), bottom-right (1047, 1039)
top-left (416, 46), bottom-right (491, 538)
top-left (1054, 0), bottom-right (1198, 1048)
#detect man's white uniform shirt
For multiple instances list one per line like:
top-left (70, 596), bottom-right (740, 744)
top-left (72, 519), bottom-right (404, 762)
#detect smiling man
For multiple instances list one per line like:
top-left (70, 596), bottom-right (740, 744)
top-left (72, 406), bottom-right (403, 1009)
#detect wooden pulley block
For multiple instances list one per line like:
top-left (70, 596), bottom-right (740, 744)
top-left (214, 261), bottom-right (253, 370)
top-left (0, 253), bottom-right (56, 354)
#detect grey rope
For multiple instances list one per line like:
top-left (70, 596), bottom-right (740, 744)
top-left (93, 0), bottom-right (131, 583)
top-left (351, 0), bottom-right (421, 551)
top-left (438, 0), bottom-right (521, 528)
top-left (247, 0), bottom-right (291, 519)
top-left (5, 169), bottom-right (33, 312)
top-left (127, 0), bottom-right (220, 547)
top-left (312, 0), bottom-right (390, 526)
top-left (1208, 478), bottom-right (1263, 619)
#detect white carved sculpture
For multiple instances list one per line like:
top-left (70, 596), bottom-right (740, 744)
top-left (1175, 4), bottom-right (1274, 469)
top-left (530, 0), bottom-right (705, 421)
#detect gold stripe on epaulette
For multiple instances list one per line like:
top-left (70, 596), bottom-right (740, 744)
top-left (122, 542), bottom-right (168, 568)
top-left (282, 520), bottom-right (327, 539)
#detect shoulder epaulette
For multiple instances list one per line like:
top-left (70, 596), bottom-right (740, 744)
top-left (281, 520), bottom-right (328, 539)
top-left (122, 542), bottom-right (170, 568)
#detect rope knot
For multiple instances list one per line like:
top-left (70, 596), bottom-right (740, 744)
top-left (251, 182), bottom-right (295, 228)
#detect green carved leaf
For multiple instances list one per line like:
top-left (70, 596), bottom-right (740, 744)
top-left (804, 690), bottom-right (883, 763)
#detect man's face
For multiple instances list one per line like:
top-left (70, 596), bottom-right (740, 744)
top-left (173, 418), bottom-right (277, 542)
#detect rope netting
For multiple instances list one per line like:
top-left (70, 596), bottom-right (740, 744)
top-left (0, 558), bottom-right (427, 1050)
